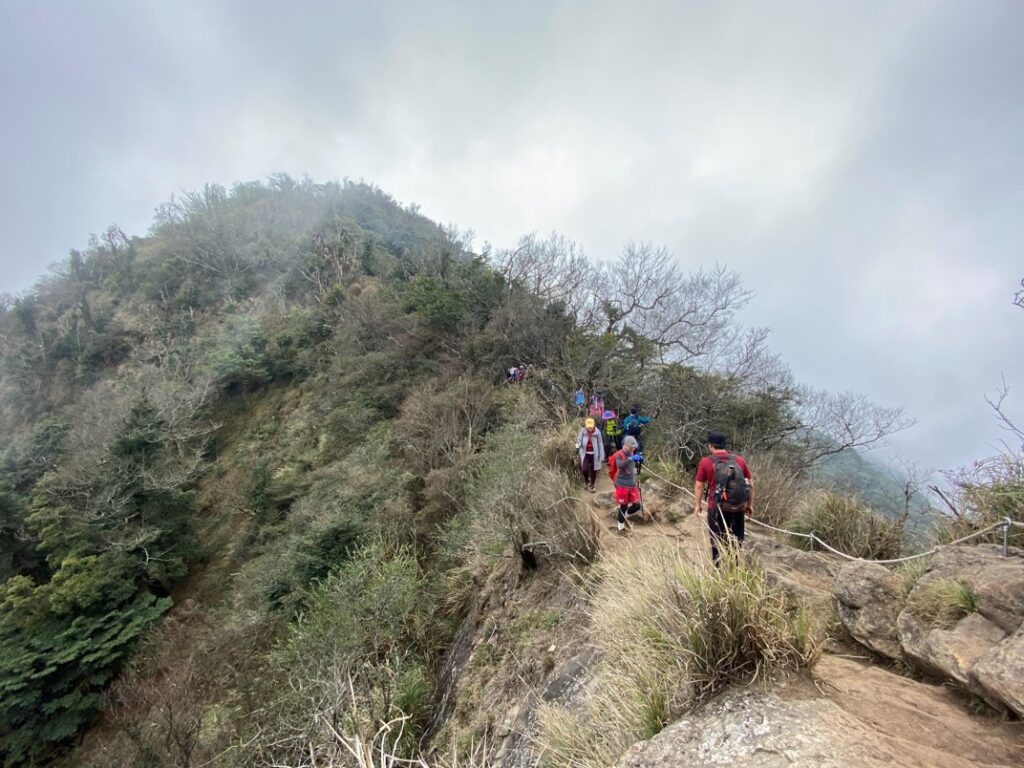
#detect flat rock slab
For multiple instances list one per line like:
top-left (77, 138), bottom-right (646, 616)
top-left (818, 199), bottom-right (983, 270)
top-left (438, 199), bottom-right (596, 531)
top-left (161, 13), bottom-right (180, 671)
top-left (815, 655), bottom-right (1023, 766)
top-left (617, 657), bottom-right (1023, 768)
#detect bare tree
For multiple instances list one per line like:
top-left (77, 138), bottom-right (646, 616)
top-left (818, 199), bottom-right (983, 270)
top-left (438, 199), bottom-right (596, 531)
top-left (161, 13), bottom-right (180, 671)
top-left (602, 244), bottom-right (753, 364)
top-left (793, 387), bottom-right (915, 464)
top-left (493, 233), bottom-right (603, 325)
top-left (985, 375), bottom-right (1024, 454)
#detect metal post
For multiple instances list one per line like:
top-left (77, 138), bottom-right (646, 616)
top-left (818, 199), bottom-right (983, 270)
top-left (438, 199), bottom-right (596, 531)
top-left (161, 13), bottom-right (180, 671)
top-left (810, 531), bottom-right (816, 552)
top-left (1004, 518), bottom-right (1012, 557)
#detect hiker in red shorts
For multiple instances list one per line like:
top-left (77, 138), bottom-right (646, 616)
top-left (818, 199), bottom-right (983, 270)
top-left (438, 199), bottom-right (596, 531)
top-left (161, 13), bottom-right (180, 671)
top-left (609, 435), bottom-right (643, 532)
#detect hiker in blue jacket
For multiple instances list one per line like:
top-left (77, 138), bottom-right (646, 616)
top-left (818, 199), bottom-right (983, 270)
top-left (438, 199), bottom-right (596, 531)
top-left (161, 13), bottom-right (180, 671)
top-left (622, 406), bottom-right (653, 453)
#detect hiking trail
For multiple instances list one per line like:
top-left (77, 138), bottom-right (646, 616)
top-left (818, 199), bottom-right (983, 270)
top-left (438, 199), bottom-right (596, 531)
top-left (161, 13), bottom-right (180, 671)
top-left (564, 465), bottom-right (1024, 767)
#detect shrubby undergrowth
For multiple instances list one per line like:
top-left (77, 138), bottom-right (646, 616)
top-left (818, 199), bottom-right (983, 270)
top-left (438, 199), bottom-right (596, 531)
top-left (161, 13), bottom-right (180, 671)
top-left (934, 455), bottom-right (1024, 548)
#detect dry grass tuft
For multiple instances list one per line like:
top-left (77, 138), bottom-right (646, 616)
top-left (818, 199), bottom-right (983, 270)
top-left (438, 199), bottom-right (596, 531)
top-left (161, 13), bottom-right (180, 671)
top-left (906, 578), bottom-right (977, 629)
top-left (540, 420), bottom-right (585, 478)
top-left (536, 540), bottom-right (822, 768)
top-left (744, 450), bottom-right (807, 527)
top-left (787, 491), bottom-right (904, 560)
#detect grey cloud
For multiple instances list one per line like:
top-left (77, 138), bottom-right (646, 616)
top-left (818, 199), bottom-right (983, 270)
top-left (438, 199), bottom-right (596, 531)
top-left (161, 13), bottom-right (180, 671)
top-left (1, 0), bottom-right (1022, 472)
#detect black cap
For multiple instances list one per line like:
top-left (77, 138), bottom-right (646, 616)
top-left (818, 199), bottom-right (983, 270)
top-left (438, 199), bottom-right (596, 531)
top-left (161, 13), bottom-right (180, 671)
top-left (707, 432), bottom-right (727, 448)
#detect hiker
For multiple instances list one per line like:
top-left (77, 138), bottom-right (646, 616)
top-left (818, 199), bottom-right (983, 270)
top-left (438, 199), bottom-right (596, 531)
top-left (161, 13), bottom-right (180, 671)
top-left (573, 387), bottom-right (587, 416)
top-left (693, 432), bottom-right (753, 565)
top-left (588, 392), bottom-right (605, 421)
top-left (506, 365), bottom-right (519, 383)
top-left (576, 417), bottom-right (605, 492)
top-left (609, 435), bottom-right (644, 532)
top-left (622, 406), bottom-right (653, 453)
top-left (602, 408), bottom-right (623, 455)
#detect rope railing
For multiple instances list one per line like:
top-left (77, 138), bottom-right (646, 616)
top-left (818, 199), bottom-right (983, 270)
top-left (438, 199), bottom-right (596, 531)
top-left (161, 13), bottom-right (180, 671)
top-left (640, 464), bottom-right (1021, 564)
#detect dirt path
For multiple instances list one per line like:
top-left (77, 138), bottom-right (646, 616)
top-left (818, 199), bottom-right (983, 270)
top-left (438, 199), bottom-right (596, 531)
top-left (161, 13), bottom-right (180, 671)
top-left (579, 470), bottom-right (706, 563)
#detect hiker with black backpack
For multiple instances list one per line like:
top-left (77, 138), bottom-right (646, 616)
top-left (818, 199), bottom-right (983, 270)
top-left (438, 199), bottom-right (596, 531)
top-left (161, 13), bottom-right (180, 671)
top-left (622, 406), bottom-right (653, 453)
top-left (693, 432), bottom-right (753, 564)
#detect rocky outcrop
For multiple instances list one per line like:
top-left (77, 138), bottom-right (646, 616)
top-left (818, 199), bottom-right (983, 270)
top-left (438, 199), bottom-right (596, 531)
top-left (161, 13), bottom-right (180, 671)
top-left (897, 610), bottom-right (1008, 690)
top-left (974, 626), bottom-right (1024, 718)
top-left (617, 658), bottom-right (1023, 767)
top-left (834, 559), bottom-right (904, 659)
top-left (918, 545), bottom-right (1024, 633)
top-left (618, 690), bottom-right (863, 768)
top-left (831, 543), bottom-right (1024, 716)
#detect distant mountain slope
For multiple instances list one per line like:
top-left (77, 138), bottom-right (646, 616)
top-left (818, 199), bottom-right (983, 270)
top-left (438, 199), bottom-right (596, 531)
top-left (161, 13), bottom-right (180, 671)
top-left (811, 447), bottom-right (933, 534)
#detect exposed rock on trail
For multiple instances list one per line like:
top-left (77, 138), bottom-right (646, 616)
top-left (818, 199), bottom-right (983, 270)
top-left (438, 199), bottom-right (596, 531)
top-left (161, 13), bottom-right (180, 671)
top-left (834, 559), bottom-right (906, 659)
top-left (618, 656), bottom-right (1022, 768)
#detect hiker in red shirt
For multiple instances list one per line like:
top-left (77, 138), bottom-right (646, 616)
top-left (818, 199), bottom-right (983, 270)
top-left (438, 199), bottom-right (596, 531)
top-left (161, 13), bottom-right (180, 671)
top-left (693, 431), bottom-right (754, 564)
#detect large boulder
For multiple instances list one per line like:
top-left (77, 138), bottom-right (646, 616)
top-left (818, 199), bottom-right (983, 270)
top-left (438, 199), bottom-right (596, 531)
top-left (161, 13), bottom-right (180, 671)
top-left (897, 610), bottom-right (1008, 691)
top-left (834, 560), bottom-right (904, 659)
top-left (747, 535), bottom-right (839, 612)
top-left (973, 626), bottom-right (1024, 718)
top-left (891, 544), bottom-right (1024, 713)
top-left (616, 672), bottom-right (1022, 768)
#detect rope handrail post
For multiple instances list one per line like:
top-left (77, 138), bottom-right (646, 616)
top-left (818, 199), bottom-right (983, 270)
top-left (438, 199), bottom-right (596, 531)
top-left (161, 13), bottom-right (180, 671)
top-left (1004, 517), bottom-right (1012, 558)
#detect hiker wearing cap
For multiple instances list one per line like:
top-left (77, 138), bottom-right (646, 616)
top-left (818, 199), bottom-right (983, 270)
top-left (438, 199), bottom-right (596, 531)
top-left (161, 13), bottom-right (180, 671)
top-left (622, 406), bottom-right (653, 453)
top-left (694, 432), bottom-right (753, 564)
top-left (576, 417), bottom-right (605, 492)
top-left (609, 435), bottom-right (644, 532)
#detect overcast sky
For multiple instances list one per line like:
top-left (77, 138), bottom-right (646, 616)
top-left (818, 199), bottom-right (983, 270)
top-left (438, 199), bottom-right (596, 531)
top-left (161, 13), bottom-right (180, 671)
top-left (2, 1), bottom-right (1022, 473)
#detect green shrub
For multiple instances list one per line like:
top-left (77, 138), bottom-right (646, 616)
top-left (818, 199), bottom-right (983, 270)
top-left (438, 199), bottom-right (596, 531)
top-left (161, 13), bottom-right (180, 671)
top-left (537, 542), bottom-right (820, 768)
top-left (246, 540), bottom-right (440, 766)
top-left (787, 491), bottom-right (904, 560)
top-left (445, 425), bottom-right (600, 569)
top-left (0, 555), bottom-right (170, 766)
top-left (907, 578), bottom-right (977, 628)
top-left (205, 315), bottom-right (272, 390)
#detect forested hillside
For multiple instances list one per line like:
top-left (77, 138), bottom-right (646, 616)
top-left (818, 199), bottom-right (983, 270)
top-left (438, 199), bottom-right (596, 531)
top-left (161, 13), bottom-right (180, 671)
top-left (0, 177), bottom-right (969, 767)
